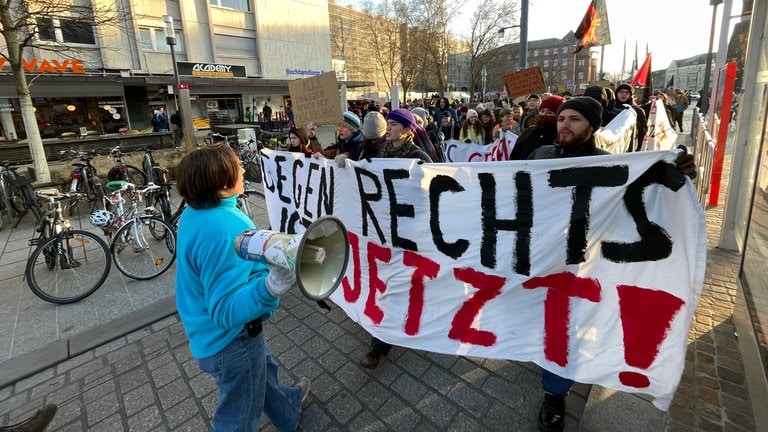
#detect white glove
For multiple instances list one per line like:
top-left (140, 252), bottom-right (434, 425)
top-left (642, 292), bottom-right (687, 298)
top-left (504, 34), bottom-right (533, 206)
top-left (265, 266), bottom-right (297, 297)
top-left (335, 154), bottom-right (348, 168)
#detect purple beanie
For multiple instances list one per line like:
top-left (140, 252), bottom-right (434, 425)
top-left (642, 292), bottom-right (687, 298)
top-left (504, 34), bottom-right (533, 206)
top-left (386, 108), bottom-right (418, 131)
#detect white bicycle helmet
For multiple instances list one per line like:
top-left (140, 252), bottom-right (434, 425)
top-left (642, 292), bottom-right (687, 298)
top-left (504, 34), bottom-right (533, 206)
top-left (89, 209), bottom-right (115, 228)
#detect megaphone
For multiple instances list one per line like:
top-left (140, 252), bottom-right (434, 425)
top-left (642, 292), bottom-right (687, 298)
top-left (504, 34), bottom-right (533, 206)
top-left (234, 216), bottom-right (350, 301)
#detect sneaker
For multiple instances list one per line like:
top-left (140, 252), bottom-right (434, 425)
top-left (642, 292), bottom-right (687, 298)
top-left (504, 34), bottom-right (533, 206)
top-left (538, 394), bottom-right (565, 432)
top-left (2, 403), bottom-right (57, 432)
top-left (360, 350), bottom-right (381, 369)
top-left (297, 377), bottom-right (311, 406)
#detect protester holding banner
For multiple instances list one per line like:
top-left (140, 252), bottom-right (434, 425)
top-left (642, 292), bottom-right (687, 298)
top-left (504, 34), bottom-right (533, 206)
top-left (614, 84), bottom-right (648, 152)
top-left (511, 95), bottom-right (565, 160)
top-left (316, 111), bottom-right (363, 161)
top-left (459, 109), bottom-right (485, 145)
top-left (528, 96), bottom-right (695, 432)
top-left (174, 143), bottom-right (309, 432)
top-left (355, 108), bottom-right (432, 368)
top-left (286, 127), bottom-right (314, 156)
top-left (359, 111), bottom-right (388, 160)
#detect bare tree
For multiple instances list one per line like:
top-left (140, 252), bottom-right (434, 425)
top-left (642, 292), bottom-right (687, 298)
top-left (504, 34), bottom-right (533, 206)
top-left (0, 0), bottom-right (125, 182)
top-left (456, 0), bottom-right (519, 101)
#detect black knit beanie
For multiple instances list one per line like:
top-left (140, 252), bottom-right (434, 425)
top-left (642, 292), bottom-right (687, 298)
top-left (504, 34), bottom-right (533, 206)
top-left (616, 83), bottom-right (634, 96)
top-left (557, 96), bottom-right (603, 131)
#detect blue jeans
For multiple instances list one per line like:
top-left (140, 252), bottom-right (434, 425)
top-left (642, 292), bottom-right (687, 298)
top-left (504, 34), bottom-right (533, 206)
top-left (542, 369), bottom-right (574, 396)
top-left (198, 330), bottom-right (302, 432)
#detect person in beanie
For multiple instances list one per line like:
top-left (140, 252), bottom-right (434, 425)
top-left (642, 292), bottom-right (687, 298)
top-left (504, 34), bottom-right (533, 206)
top-left (529, 96), bottom-right (696, 432)
top-left (318, 111), bottom-right (363, 160)
top-left (583, 85), bottom-right (620, 126)
top-left (459, 109), bottom-right (485, 145)
top-left (511, 95), bottom-right (564, 160)
top-left (359, 111), bottom-right (388, 160)
top-left (440, 111), bottom-right (460, 141)
top-left (356, 108), bottom-right (432, 369)
top-left (519, 93), bottom-right (542, 131)
top-left (615, 83), bottom-right (648, 152)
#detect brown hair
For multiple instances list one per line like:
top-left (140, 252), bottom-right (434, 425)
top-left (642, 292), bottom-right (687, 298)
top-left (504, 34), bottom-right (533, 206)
top-left (176, 143), bottom-right (241, 209)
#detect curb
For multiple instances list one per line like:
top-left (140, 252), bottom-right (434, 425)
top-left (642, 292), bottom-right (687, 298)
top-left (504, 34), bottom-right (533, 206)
top-left (0, 296), bottom-right (177, 388)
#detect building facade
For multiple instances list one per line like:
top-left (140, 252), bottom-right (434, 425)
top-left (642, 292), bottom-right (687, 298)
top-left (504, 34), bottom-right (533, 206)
top-left (0, 0), bottom-right (334, 142)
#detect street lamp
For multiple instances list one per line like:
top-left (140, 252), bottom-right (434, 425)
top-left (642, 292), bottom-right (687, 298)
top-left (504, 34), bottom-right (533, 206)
top-left (699, 0), bottom-right (723, 114)
top-left (498, 24), bottom-right (524, 70)
top-left (163, 15), bottom-right (196, 153)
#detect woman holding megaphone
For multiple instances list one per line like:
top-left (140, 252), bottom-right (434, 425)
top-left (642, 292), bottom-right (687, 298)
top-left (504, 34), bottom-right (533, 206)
top-left (175, 143), bottom-right (310, 432)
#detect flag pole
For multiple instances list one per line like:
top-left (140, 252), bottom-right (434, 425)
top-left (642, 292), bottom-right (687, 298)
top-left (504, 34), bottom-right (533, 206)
top-left (599, 45), bottom-right (605, 80)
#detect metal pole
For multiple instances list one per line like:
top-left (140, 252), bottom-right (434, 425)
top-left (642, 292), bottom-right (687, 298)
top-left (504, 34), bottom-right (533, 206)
top-left (519, 0), bottom-right (528, 69)
top-left (164, 15), bottom-right (196, 153)
top-left (700, 0), bottom-right (722, 114)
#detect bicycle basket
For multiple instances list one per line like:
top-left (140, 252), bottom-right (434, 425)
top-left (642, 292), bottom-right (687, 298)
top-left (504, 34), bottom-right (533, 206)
top-left (243, 162), bottom-right (262, 183)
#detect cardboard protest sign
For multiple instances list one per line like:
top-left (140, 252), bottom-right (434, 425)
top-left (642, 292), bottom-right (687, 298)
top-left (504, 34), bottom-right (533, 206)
top-left (288, 71), bottom-right (343, 126)
top-left (502, 67), bottom-right (547, 99)
top-left (258, 150), bottom-right (706, 411)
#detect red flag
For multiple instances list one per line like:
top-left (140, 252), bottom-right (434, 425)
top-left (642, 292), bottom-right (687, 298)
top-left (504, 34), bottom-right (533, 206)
top-left (630, 53), bottom-right (652, 86)
top-left (631, 53), bottom-right (653, 103)
top-left (574, 0), bottom-right (612, 53)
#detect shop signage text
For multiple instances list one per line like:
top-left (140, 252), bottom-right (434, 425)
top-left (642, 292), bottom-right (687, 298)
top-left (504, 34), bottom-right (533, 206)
top-left (177, 62), bottom-right (246, 78)
top-left (0, 57), bottom-right (86, 74)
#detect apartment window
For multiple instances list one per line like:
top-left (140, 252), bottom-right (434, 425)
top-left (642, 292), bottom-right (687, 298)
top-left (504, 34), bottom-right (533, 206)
top-left (533, 61), bottom-right (539, 67)
top-left (562, 46), bottom-right (568, 54)
top-left (578, 59), bottom-right (586, 67)
top-left (553, 48), bottom-right (559, 54)
top-left (139, 28), bottom-right (184, 52)
top-left (543, 60), bottom-right (550, 67)
top-left (533, 50), bottom-right (539, 57)
top-left (578, 72), bottom-right (585, 80)
top-left (36, 15), bottom-right (96, 45)
top-left (210, 0), bottom-right (250, 11)
top-left (544, 49), bottom-right (550, 56)
top-left (562, 58), bottom-right (567, 66)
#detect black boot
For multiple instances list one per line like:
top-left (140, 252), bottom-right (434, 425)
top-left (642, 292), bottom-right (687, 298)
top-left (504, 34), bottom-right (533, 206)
top-left (538, 394), bottom-right (565, 432)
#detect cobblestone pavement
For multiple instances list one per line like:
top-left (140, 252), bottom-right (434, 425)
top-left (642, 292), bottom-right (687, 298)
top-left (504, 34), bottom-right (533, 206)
top-left (0, 291), bottom-right (590, 431)
top-left (0, 113), bottom-right (758, 431)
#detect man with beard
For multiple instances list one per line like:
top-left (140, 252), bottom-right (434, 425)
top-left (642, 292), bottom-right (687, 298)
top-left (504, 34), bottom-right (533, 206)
top-left (511, 95), bottom-right (565, 160)
top-left (528, 96), bottom-right (695, 431)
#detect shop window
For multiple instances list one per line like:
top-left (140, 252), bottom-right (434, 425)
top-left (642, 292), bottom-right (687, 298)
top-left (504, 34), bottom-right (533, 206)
top-left (210, 0), bottom-right (250, 11)
top-left (139, 27), bottom-right (184, 52)
top-left (36, 15), bottom-right (95, 45)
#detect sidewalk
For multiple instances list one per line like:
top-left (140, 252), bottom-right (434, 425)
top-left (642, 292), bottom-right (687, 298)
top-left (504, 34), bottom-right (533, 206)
top-left (0, 112), bottom-right (756, 431)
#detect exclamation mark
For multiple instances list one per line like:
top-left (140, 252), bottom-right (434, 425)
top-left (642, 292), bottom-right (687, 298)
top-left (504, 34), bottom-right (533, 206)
top-left (616, 285), bottom-right (685, 388)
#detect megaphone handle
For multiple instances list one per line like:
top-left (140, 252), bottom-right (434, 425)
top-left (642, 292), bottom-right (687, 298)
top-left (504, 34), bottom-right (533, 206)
top-left (301, 244), bottom-right (326, 264)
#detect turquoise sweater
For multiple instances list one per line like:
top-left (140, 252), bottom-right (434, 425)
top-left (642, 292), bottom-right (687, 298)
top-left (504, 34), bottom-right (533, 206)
top-left (175, 196), bottom-right (279, 358)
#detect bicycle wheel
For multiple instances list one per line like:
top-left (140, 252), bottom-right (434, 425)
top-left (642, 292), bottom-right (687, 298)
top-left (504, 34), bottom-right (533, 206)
top-left (111, 216), bottom-right (176, 280)
top-left (25, 230), bottom-right (111, 304)
top-left (123, 165), bottom-right (147, 187)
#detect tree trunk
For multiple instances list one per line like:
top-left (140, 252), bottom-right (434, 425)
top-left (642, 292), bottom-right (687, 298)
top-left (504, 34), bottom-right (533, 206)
top-left (17, 92), bottom-right (51, 183)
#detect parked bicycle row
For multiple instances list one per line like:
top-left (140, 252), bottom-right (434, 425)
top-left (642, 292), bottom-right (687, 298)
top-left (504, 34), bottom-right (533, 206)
top-left (7, 138), bottom-right (271, 305)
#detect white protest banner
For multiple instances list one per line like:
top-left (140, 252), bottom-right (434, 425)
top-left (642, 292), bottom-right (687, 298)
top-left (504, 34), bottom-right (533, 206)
top-left (259, 150), bottom-right (707, 410)
top-left (595, 107), bottom-right (637, 154)
top-left (444, 130), bottom-right (518, 162)
top-left (643, 99), bottom-right (678, 151)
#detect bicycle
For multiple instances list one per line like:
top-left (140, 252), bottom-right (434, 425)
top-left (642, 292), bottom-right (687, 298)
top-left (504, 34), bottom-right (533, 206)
top-left (60, 149), bottom-right (106, 211)
top-left (91, 181), bottom-right (176, 280)
top-left (1, 160), bottom-right (44, 227)
top-left (204, 132), bottom-right (238, 149)
top-left (140, 147), bottom-right (173, 221)
top-left (25, 189), bottom-right (111, 304)
top-left (107, 146), bottom-right (147, 187)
